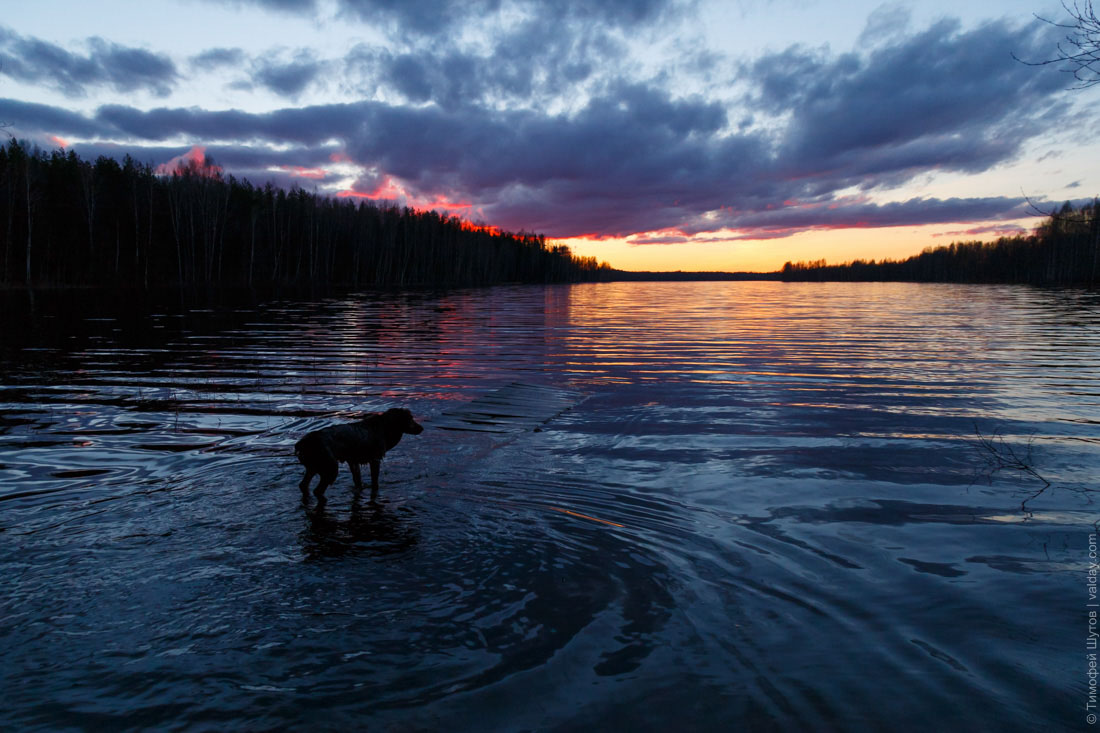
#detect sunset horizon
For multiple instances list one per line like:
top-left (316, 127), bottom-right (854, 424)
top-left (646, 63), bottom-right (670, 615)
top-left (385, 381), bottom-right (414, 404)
top-left (2, 2), bottom-right (1099, 728)
top-left (3, 0), bottom-right (1097, 275)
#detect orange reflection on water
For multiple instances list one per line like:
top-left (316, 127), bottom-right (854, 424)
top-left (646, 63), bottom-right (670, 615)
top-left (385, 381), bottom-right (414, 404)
top-left (546, 505), bottom-right (624, 528)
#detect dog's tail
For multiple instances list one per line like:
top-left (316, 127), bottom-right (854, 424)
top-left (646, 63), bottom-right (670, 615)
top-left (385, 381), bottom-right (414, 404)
top-left (294, 432), bottom-right (333, 467)
top-left (293, 435), bottom-right (309, 463)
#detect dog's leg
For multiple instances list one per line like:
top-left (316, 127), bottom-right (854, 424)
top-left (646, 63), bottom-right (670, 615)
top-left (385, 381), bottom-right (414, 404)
top-left (299, 470), bottom-right (315, 498)
top-left (349, 462), bottom-right (363, 492)
top-left (369, 459), bottom-right (381, 501)
top-left (314, 460), bottom-right (339, 502)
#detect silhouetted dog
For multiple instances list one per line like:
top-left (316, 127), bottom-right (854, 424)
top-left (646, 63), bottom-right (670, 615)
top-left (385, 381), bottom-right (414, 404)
top-left (295, 408), bottom-right (424, 502)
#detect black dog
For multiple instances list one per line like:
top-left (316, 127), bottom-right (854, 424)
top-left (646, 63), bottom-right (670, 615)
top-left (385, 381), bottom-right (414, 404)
top-left (295, 408), bottom-right (424, 502)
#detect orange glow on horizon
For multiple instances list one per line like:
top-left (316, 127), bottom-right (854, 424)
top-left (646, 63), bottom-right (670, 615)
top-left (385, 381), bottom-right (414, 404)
top-left (49, 135), bottom-right (69, 148)
top-left (557, 217), bottom-right (1048, 273)
top-left (555, 232), bottom-right (618, 243)
top-left (457, 221), bottom-right (502, 235)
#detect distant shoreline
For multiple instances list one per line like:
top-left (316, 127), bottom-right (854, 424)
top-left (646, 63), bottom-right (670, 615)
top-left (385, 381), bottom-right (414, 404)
top-left (600, 270), bottom-right (781, 281)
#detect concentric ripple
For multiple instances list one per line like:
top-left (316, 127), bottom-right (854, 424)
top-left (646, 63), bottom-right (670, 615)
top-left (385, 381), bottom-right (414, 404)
top-left (1, 282), bottom-right (1098, 730)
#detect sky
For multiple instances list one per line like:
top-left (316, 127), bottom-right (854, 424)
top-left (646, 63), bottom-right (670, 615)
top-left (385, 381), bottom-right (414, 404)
top-left (1, 0), bottom-right (1097, 272)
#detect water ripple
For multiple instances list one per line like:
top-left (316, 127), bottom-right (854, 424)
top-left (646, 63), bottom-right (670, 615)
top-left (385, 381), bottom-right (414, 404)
top-left (1, 283), bottom-right (1097, 730)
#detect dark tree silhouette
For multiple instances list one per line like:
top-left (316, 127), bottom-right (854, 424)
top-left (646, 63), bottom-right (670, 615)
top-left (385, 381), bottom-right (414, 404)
top-left (1017, 1), bottom-right (1100, 87)
top-left (780, 200), bottom-right (1100, 284)
top-left (0, 140), bottom-right (614, 288)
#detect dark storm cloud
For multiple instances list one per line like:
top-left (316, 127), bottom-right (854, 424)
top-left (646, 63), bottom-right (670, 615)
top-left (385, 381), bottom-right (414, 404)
top-left (335, 0), bottom-right (674, 35)
top-left (190, 47), bottom-right (248, 71)
top-left (336, 16), bottom-right (1068, 236)
top-left (93, 101), bottom-right (374, 145)
top-left (336, 0), bottom-right (500, 34)
top-left (201, 0), bottom-right (676, 34)
top-left (202, 0), bottom-right (318, 13)
top-left (344, 17), bottom-right (624, 110)
top-left (689, 196), bottom-right (1038, 240)
top-left (82, 81), bottom-right (728, 187)
top-left (4, 10), bottom-right (1072, 241)
top-left (337, 82), bottom-right (739, 234)
top-left (88, 38), bottom-right (178, 95)
top-left (0, 98), bottom-right (113, 138)
top-left (192, 46), bottom-right (325, 98)
top-left (381, 52), bottom-right (437, 102)
top-left (254, 0), bottom-right (317, 11)
top-left (251, 52), bottom-right (325, 97)
top-left (201, 0), bottom-right (672, 111)
top-left (750, 18), bottom-right (1066, 190)
top-left (0, 27), bottom-right (178, 96)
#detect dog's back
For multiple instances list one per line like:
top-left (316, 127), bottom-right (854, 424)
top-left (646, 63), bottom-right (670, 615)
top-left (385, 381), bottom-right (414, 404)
top-left (295, 408), bottom-right (423, 501)
top-left (295, 421), bottom-right (387, 465)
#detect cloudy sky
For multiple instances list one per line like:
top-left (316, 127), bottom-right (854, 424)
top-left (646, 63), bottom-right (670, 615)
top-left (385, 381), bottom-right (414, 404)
top-left (2, 0), bottom-right (1097, 271)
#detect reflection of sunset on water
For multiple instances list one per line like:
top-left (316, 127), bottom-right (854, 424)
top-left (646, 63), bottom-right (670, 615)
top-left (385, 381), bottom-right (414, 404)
top-left (1, 283), bottom-right (1097, 730)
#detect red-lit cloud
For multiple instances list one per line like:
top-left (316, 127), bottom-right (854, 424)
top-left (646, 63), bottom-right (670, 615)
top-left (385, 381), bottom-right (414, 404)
top-left (337, 173), bottom-right (480, 221)
top-left (337, 174), bottom-right (407, 201)
top-left (155, 146), bottom-right (223, 177)
top-left (275, 165), bottom-right (327, 179)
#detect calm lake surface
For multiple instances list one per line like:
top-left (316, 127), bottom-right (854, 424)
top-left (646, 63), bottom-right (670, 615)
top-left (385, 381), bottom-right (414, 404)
top-left (2, 281), bottom-right (1098, 731)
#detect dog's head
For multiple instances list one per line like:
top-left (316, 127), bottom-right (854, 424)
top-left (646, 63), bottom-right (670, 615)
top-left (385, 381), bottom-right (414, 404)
top-left (381, 407), bottom-right (424, 435)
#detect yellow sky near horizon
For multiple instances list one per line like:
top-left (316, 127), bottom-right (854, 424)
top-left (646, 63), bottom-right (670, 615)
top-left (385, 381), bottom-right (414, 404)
top-left (559, 215), bottom-right (1050, 273)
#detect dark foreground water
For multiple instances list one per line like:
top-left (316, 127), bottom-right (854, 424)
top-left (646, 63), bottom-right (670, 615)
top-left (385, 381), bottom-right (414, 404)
top-left (1, 282), bottom-right (1098, 731)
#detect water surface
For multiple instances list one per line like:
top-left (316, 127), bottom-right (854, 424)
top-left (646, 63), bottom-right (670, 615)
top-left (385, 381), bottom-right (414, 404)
top-left (1, 282), bottom-right (1097, 730)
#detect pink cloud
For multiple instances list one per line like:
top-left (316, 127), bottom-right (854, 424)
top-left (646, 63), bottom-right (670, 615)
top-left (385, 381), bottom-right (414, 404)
top-left (155, 145), bottom-right (223, 178)
top-left (932, 223), bottom-right (1029, 238)
top-left (275, 165), bottom-right (327, 179)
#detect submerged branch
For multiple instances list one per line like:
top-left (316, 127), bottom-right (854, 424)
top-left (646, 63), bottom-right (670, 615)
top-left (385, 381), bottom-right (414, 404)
top-left (971, 424), bottom-right (1052, 510)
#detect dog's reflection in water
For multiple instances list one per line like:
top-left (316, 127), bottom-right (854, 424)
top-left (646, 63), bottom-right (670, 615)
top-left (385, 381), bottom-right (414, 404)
top-left (301, 497), bottom-right (419, 561)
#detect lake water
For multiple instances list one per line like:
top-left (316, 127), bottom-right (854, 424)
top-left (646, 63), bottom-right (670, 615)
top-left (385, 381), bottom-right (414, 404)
top-left (1, 281), bottom-right (1098, 731)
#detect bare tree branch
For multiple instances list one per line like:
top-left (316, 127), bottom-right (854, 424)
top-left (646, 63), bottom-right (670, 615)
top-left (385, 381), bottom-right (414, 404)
top-left (1014, 1), bottom-right (1100, 88)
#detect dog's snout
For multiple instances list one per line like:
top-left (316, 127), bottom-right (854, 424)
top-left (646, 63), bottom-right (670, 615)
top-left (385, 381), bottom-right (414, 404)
top-left (409, 420), bottom-right (424, 434)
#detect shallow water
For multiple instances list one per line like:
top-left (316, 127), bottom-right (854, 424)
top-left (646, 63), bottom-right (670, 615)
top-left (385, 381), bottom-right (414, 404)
top-left (1, 282), bottom-right (1098, 731)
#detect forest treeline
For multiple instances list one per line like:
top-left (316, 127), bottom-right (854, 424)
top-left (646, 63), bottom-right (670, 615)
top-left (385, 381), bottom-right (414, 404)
top-left (0, 140), bottom-right (613, 288)
top-left (780, 200), bottom-right (1100, 284)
